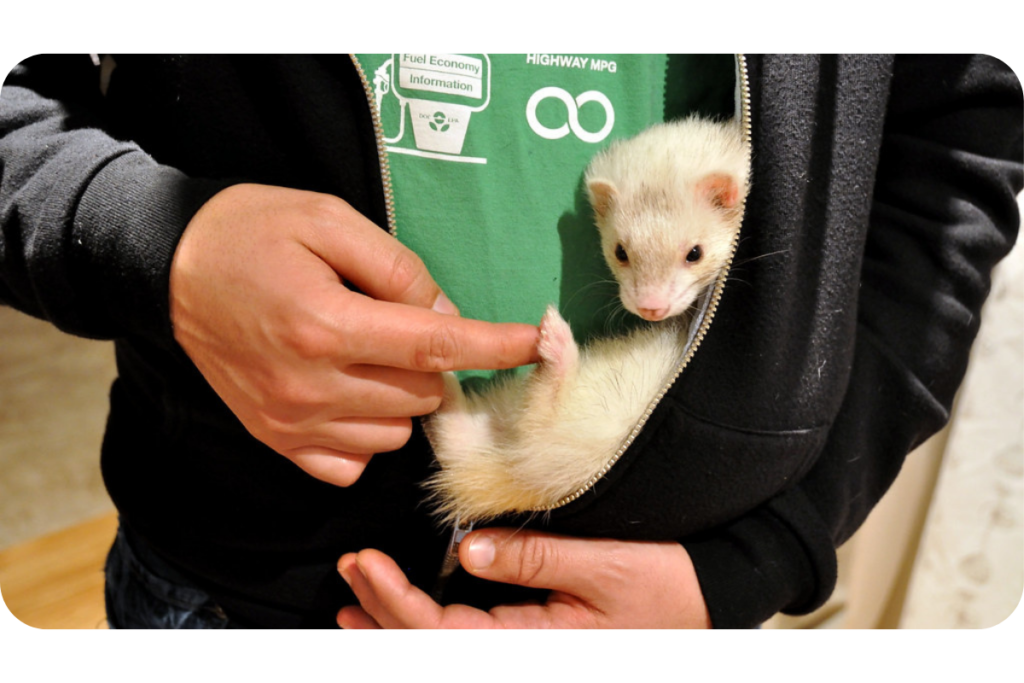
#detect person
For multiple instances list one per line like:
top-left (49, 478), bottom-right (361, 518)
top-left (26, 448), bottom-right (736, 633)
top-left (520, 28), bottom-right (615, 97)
top-left (0, 54), bottom-right (1020, 629)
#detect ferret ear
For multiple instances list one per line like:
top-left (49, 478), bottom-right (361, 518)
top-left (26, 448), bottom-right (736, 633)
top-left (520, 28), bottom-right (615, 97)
top-left (696, 173), bottom-right (742, 210)
top-left (586, 179), bottom-right (618, 219)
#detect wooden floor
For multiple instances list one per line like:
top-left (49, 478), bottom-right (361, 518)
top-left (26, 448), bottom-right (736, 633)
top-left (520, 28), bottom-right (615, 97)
top-left (0, 512), bottom-right (116, 629)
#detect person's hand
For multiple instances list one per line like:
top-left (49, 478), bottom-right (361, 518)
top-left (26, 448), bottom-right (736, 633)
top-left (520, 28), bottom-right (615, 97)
top-left (169, 184), bottom-right (540, 487)
top-left (336, 528), bottom-right (712, 628)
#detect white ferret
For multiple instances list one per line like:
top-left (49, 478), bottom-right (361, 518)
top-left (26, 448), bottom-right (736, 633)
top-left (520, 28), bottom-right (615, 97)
top-left (423, 116), bottom-right (751, 525)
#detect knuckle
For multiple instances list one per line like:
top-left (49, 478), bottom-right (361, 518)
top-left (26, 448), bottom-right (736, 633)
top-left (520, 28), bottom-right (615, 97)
top-left (264, 372), bottom-right (315, 412)
top-left (279, 317), bottom-right (336, 361)
top-left (514, 535), bottom-right (557, 586)
top-left (247, 381), bottom-right (321, 443)
top-left (413, 322), bottom-right (461, 372)
top-left (385, 248), bottom-right (429, 303)
top-left (252, 406), bottom-right (302, 443)
top-left (304, 193), bottom-right (347, 229)
top-left (593, 547), bottom-right (632, 586)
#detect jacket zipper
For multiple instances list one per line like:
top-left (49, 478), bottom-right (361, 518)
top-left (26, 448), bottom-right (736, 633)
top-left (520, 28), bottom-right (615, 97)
top-left (351, 53), bottom-right (752, 551)
top-left (349, 55), bottom-right (398, 237)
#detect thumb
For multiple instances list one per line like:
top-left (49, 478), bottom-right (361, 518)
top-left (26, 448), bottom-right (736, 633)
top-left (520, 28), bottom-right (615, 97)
top-left (304, 193), bottom-right (459, 314)
top-left (459, 529), bottom-right (605, 598)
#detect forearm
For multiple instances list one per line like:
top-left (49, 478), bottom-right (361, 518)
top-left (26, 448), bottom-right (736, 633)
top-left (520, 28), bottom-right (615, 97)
top-left (0, 55), bottom-right (231, 342)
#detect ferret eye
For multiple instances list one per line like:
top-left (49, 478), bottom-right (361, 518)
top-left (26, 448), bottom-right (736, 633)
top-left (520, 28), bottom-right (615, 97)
top-left (615, 243), bottom-right (629, 265)
top-left (686, 245), bottom-right (703, 263)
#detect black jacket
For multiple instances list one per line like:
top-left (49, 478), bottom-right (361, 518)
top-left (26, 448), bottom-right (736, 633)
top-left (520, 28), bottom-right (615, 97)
top-left (1, 54), bottom-right (1021, 628)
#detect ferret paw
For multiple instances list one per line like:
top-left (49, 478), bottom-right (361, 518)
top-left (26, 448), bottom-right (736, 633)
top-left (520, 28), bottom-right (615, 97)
top-left (538, 305), bottom-right (579, 378)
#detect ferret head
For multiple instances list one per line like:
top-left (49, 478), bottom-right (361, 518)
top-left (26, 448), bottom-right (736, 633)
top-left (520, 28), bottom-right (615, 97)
top-left (586, 172), bottom-right (746, 322)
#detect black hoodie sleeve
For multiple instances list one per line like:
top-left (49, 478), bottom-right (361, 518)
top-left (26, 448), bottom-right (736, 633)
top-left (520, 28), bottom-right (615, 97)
top-left (0, 55), bottom-right (232, 344)
top-left (686, 54), bottom-right (1023, 628)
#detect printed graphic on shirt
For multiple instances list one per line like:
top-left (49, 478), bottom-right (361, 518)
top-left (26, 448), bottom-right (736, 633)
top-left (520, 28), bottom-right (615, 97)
top-left (373, 54), bottom-right (491, 162)
top-left (525, 86), bottom-right (615, 143)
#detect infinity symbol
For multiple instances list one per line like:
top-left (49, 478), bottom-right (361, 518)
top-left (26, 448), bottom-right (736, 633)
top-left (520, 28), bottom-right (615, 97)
top-left (525, 87), bottom-right (615, 143)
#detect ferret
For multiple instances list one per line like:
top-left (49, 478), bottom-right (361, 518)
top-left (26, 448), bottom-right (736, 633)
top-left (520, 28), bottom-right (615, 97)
top-left (422, 116), bottom-right (751, 525)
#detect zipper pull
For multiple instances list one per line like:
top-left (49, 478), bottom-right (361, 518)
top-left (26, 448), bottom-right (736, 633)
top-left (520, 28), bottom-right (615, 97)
top-left (430, 516), bottom-right (474, 603)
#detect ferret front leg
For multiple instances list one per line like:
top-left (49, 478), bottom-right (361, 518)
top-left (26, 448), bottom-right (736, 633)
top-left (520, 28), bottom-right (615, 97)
top-left (524, 305), bottom-right (580, 412)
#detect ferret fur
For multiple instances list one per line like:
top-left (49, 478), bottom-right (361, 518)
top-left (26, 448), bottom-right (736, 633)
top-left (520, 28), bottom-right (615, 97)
top-left (422, 116), bottom-right (751, 525)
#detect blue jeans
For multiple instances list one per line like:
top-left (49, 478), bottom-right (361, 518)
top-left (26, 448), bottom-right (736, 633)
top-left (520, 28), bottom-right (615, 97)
top-left (104, 523), bottom-right (235, 629)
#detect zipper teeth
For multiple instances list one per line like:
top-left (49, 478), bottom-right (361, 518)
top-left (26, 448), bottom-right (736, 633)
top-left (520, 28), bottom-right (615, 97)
top-left (530, 53), bottom-right (754, 512)
top-left (350, 55), bottom-right (398, 237)
top-left (738, 53), bottom-right (753, 148)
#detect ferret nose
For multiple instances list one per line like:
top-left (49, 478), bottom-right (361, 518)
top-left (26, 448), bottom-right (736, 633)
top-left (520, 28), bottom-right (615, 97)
top-left (637, 306), bottom-right (670, 321)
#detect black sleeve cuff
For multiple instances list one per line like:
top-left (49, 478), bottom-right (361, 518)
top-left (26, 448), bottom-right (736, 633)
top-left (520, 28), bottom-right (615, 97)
top-left (72, 150), bottom-right (236, 345)
top-left (683, 486), bottom-right (839, 629)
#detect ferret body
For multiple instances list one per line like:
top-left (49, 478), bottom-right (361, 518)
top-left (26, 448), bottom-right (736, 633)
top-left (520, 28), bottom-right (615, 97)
top-left (423, 116), bottom-right (751, 525)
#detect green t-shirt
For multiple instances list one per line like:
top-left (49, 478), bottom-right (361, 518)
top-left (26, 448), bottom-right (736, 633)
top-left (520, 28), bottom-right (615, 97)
top-left (354, 54), bottom-right (734, 381)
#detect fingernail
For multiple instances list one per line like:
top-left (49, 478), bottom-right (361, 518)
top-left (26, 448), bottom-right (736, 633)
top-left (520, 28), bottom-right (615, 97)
top-left (466, 536), bottom-right (496, 571)
top-left (432, 292), bottom-right (459, 316)
top-left (338, 559), bottom-right (354, 585)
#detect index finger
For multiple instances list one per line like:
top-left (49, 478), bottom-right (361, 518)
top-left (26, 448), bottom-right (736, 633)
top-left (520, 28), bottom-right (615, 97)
top-left (303, 194), bottom-right (452, 311)
top-left (338, 293), bottom-right (541, 372)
